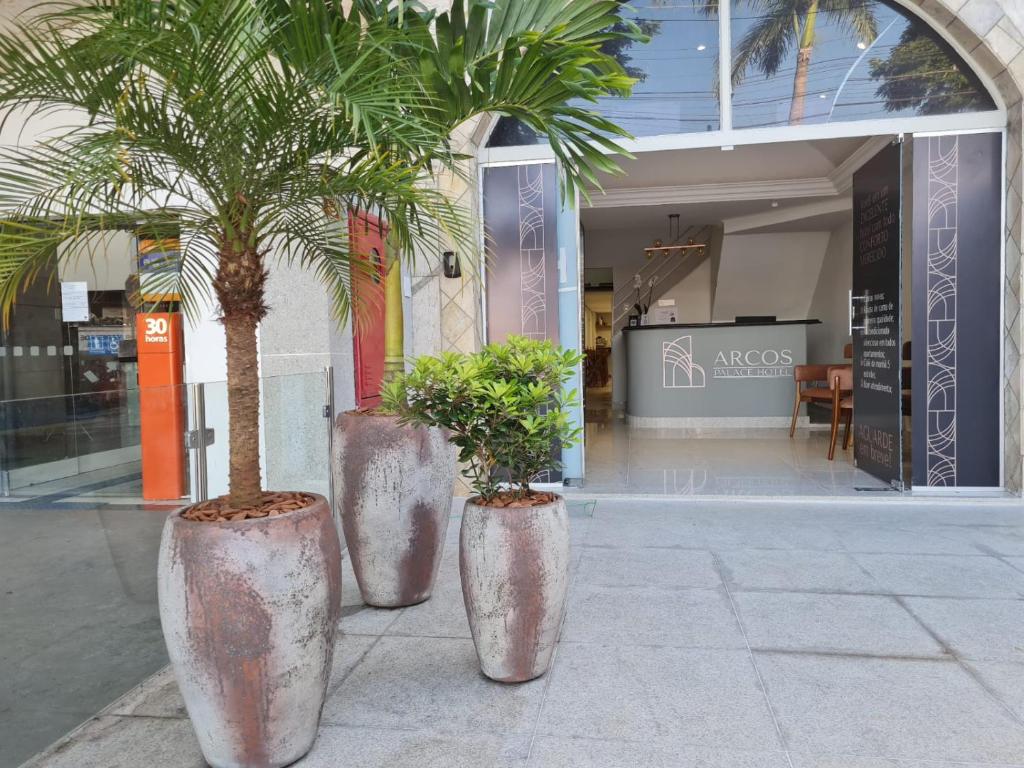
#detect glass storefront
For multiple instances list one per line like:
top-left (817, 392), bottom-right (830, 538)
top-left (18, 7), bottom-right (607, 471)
top-left (0, 230), bottom-right (177, 498)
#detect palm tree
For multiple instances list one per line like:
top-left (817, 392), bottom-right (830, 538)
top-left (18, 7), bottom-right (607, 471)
top-left (0, 0), bottom-right (640, 513)
top-left (706, 0), bottom-right (877, 124)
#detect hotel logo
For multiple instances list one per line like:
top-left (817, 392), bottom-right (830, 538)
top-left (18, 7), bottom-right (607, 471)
top-left (664, 335), bottom-right (794, 387)
top-left (663, 336), bottom-right (707, 388)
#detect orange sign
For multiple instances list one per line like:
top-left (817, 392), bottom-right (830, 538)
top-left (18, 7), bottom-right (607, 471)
top-left (136, 313), bottom-right (186, 500)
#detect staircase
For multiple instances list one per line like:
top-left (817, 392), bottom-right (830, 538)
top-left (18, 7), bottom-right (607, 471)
top-left (611, 225), bottom-right (717, 332)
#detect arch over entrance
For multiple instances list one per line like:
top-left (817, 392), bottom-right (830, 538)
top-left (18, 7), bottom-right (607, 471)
top-left (487, 0), bottom-right (1003, 146)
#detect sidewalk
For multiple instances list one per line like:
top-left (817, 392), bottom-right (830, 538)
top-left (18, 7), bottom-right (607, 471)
top-left (23, 497), bottom-right (1024, 767)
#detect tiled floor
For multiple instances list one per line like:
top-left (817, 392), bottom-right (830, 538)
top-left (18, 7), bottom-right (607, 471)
top-left (581, 388), bottom-right (896, 496)
top-left (26, 496), bottom-right (1024, 768)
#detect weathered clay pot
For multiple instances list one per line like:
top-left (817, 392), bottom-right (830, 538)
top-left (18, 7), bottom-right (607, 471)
top-left (157, 495), bottom-right (341, 768)
top-left (460, 495), bottom-right (571, 683)
top-left (334, 412), bottom-right (457, 607)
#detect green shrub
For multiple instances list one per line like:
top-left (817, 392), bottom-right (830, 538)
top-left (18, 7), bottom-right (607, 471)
top-left (382, 336), bottom-right (583, 503)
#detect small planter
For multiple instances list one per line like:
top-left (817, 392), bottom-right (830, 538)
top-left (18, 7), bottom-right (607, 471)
top-left (460, 495), bottom-right (571, 683)
top-left (157, 494), bottom-right (341, 768)
top-left (334, 412), bottom-right (456, 608)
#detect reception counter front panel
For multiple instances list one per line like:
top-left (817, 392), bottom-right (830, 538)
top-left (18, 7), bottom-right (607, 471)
top-left (623, 321), bottom-right (815, 427)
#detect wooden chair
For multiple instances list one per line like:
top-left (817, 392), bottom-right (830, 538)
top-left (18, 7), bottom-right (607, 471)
top-left (789, 343), bottom-right (854, 438)
top-left (828, 365), bottom-right (854, 460)
top-left (789, 365), bottom-right (835, 437)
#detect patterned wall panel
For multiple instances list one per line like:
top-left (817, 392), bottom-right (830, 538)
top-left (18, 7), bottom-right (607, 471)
top-left (912, 133), bottom-right (1002, 488)
top-left (482, 163), bottom-right (561, 482)
top-left (482, 164), bottom-right (560, 345)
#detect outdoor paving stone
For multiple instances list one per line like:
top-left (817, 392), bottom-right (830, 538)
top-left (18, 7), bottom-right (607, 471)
top-left (789, 756), bottom-right (1024, 767)
top-left (21, 715), bottom-right (205, 768)
top-left (732, 592), bottom-right (945, 656)
top-left (754, 651), bottom-right (1024, 763)
top-left (560, 584), bottom-right (747, 649)
top-left (574, 547), bottom-right (721, 589)
top-left (385, 577), bottom-right (472, 639)
top-left (324, 633), bottom-right (385, 696)
top-left (320, 636), bottom-right (546, 737)
top-left (716, 549), bottom-right (882, 593)
top-left (526, 736), bottom-right (791, 767)
top-left (104, 667), bottom-right (186, 719)
top-left (699, 521), bottom-right (844, 552)
top-left (585, 508), bottom-right (709, 550)
top-left (965, 529), bottom-right (1024, 557)
top-left (536, 644), bottom-right (783, 752)
top-left (835, 526), bottom-right (982, 556)
top-left (901, 596), bottom-right (1024, 660)
top-left (962, 660), bottom-right (1024, 721)
top-left (295, 724), bottom-right (530, 767)
top-left (852, 554), bottom-right (1024, 598)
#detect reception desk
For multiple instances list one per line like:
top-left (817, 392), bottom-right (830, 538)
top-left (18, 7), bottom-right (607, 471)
top-left (623, 320), bottom-right (817, 428)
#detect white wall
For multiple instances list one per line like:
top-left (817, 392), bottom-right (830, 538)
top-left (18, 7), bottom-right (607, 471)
top-left (57, 231), bottom-right (136, 291)
top-left (807, 221), bottom-right (853, 362)
top-left (584, 225), bottom-right (714, 327)
top-left (656, 258), bottom-right (712, 324)
top-left (712, 232), bottom-right (830, 322)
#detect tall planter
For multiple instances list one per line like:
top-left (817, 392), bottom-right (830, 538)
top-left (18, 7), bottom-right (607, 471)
top-left (334, 412), bottom-right (456, 607)
top-left (460, 495), bottom-right (570, 683)
top-left (158, 495), bottom-right (341, 768)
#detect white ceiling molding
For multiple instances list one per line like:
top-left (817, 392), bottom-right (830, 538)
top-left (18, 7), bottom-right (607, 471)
top-left (587, 177), bottom-right (837, 209)
top-left (827, 135), bottom-right (894, 193)
top-left (724, 196), bottom-right (853, 234)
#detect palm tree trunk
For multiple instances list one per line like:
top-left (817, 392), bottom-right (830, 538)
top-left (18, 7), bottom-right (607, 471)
top-left (213, 238), bottom-right (268, 509)
top-left (789, 0), bottom-right (819, 125)
top-left (222, 310), bottom-right (263, 508)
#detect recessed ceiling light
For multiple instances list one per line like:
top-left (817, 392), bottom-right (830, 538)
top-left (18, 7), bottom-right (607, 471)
top-left (819, 93), bottom-right (828, 99)
top-left (696, 44), bottom-right (707, 51)
top-left (771, 201), bottom-right (779, 208)
top-left (857, 41), bottom-right (867, 50)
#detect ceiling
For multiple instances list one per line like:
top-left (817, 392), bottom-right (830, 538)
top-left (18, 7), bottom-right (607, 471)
top-left (581, 135), bottom-right (885, 234)
top-left (581, 197), bottom-right (829, 232)
top-left (590, 136), bottom-right (875, 191)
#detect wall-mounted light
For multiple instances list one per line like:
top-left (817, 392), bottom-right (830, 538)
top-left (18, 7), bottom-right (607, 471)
top-left (442, 251), bottom-right (461, 279)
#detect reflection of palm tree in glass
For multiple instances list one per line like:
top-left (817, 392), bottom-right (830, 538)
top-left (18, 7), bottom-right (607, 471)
top-left (704, 0), bottom-right (877, 124)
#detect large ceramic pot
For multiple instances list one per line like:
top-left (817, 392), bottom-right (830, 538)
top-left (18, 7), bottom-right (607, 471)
top-left (158, 495), bottom-right (341, 768)
top-left (460, 495), bottom-right (570, 683)
top-left (334, 412), bottom-right (457, 607)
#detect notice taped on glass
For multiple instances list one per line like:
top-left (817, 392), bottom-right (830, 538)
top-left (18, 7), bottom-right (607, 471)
top-left (852, 141), bottom-right (903, 488)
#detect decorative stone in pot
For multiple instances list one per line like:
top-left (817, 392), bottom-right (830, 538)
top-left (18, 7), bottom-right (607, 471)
top-left (334, 411), bottom-right (457, 608)
top-left (460, 494), bottom-right (571, 683)
top-left (158, 493), bottom-right (341, 768)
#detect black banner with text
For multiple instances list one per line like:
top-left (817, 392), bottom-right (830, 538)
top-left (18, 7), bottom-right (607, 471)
top-left (852, 141), bottom-right (903, 488)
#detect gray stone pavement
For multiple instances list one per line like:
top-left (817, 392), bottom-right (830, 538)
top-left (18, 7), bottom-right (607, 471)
top-left (0, 499), bottom-right (172, 768)
top-left (21, 497), bottom-right (1024, 768)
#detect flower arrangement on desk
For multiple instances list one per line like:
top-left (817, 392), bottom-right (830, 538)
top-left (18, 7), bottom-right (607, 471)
top-left (631, 274), bottom-right (658, 324)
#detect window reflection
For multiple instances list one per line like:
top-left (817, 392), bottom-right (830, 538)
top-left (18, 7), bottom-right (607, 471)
top-left (486, 0), bottom-right (997, 146)
top-left (728, 0), bottom-right (995, 128)
top-left (487, 0), bottom-right (721, 147)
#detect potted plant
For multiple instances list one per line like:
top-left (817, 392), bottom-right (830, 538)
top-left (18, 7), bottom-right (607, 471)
top-left (384, 336), bottom-right (584, 682)
top-left (0, 1), bottom-right (639, 763)
top-left (334, 401), bottom-right (458, 607)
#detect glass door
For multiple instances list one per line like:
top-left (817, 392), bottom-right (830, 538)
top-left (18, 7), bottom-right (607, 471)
top-left (851, 140), bottom-right (905, 489)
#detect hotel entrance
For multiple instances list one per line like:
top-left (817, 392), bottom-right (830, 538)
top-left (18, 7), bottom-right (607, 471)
top-left (478, 0), bottom-right (1011, 497)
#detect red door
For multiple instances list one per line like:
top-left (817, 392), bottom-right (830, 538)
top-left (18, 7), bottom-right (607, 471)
top-left (349, 211), bottom-right (387, 409)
